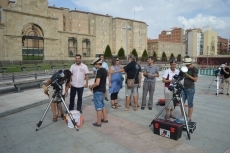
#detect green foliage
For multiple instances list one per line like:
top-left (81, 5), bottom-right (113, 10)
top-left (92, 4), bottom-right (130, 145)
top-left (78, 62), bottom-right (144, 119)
top-left (117, 47), bottom-right (125, 57)
top-left (169, 53), bottom-right (175, 60)
top-left (153, 51), bottom-right (157, 61)
top-left (142, 49), bottom-right (148, 57)
top-left (141, 49), bottom-right (148, 62)
top-left (161, 52), bottom-right (167, 61)
top-left (177, 54), bottom-right (181, 62)
top-left (104, 45), bottom-right (113, 58)
top-left (131, 49), bottom-right (138, 58)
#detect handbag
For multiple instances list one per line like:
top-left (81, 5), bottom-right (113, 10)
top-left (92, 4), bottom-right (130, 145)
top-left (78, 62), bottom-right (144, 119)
top-left (127, 68), bottom-right (138, 88)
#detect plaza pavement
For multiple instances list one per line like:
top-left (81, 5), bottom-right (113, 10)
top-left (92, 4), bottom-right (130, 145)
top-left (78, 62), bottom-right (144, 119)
top-left (0, 72), bottom-right (230, 153)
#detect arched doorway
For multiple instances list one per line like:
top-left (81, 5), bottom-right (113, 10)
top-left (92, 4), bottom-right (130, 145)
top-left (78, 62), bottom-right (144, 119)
top-left (82, 38), bottom-right (91, 57)
top-left (22, 24), bottom-right (44, 60)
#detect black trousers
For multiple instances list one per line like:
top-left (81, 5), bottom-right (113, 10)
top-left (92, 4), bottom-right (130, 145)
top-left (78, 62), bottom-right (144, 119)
top-left (69, 86), bottom-right (84, 111)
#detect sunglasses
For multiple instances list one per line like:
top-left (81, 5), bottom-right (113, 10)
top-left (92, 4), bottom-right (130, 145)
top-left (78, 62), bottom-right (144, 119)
top-left (116, 59), bottom-right (119, 61)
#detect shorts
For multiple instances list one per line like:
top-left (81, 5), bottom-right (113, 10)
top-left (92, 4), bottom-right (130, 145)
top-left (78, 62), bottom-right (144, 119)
top-left (93, 91), bottom-right (105, 111)
top-left (182, 88), bottom-right (195, 108)
top-left (48, 87), bottom-right (60, 102)
top-left (125, 84), bottom-right (138, 97)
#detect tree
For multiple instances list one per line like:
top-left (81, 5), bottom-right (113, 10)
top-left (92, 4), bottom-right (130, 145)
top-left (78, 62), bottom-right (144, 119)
top-left (117, 47), bottom-right (125, 58)
top-left (177, 54), bottom-right (181, 62)
top-left (141, 49), bottom-right (148, 62)
top-left (169, 53), bottom-right (175, 60)
top-left (131, 49), bottom-right (138, 58)
top-left (104, 45), bottom-right (112, 58)
top-left (161, 52), bottom-right (167, 61)
top-left (153, 51), bottom-right (157, 61)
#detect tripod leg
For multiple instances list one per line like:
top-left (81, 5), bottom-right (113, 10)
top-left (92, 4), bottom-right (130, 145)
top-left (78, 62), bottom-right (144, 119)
top-left (60, 96), bottom-right (79, 131)
top-left (180, 95), bottom-right (191, 140)
top-left (36, 97), bottom-right (54, 131)
top-left (206, 76), bottom-right (216, 94)
top-left (216, 75), bottom-right (220, 97)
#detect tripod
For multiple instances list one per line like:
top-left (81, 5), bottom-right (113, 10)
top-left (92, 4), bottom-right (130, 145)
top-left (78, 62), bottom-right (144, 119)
top-left (206, 73), bottom-right (220, 96)
top-left (149, 91), bottom-right (191, 140)
top-left (36, 88), bottom-right (79, 131)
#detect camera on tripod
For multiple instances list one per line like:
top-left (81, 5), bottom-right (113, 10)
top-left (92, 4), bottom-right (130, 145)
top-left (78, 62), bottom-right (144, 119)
top-left (51, 70), bottom-right (66, 91)
top-left (168, 66), bottom-right (188, 93)
top-left (214, 68), bottom-right (221, 77)
top-left (168, 66), bottom-right (188, 105)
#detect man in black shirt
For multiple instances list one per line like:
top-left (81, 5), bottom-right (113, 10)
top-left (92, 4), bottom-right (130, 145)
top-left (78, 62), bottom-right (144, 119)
top-left (111, 54), bottom-right (142, 111)
top-left (89, 58), bottom-right (108, 127)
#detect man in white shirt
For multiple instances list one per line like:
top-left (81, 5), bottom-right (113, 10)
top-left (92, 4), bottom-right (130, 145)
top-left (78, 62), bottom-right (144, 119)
top-left (162, 60), bottom-right (179, 120)
top-left (69, 54), bottom-right (89, 113)
top-left (93, 55), bottom-right (109, 101)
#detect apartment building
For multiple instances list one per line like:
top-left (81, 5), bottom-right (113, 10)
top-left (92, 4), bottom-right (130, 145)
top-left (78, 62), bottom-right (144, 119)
top-left (217, 36), bottom-right (228, 55)
top-left (0, 0), bottom-right (147, 61)
top-left (200, 27), bottom-right (218, 56)
top-left (147, 39), bottom-right (185, 61)
top-left (159, 27), bottom-right (184, 43)
top-left (186, 29), bottom-right (202, 58)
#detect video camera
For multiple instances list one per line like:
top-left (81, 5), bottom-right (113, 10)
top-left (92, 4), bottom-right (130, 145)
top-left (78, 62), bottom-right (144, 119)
top-left (51, 70), bottom-right (66, 91)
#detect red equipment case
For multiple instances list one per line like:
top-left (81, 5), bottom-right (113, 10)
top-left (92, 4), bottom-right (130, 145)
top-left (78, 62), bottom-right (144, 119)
top-left (152, 118), bottom-right (183, 140)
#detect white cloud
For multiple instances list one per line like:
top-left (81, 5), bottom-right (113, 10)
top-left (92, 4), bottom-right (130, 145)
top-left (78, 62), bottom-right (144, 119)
top-left (70, 0), bottom-right (230, 38)
top-left (133, 5), bottom-right (144, 12)
top-left (178, 14), bottom-right (230, 29)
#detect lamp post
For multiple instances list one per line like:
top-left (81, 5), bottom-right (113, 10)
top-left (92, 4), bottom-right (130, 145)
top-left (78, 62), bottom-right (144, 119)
top-left (123, 26), bottom-right (132, 60)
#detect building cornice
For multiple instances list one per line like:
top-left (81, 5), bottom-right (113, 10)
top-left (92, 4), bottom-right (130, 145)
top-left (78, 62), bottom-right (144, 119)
top-left (58, 31), bottom-right (96, 37)
top-left (3, 9), bottom-right (58, 20)
top-left (4, 34), bottom-right (59, 40)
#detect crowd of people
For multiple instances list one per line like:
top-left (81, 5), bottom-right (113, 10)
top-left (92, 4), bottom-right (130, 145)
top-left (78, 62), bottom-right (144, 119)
top-left (43, 53), bottom-right (201, 127)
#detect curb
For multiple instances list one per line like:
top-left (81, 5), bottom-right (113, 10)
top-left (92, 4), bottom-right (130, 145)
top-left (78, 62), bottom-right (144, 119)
top-left (0, 94), bottom-right (93, 118)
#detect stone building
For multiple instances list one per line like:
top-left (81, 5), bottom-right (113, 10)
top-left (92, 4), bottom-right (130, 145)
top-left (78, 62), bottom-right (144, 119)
top-left (147, 39), bottom-right (185, 61)
top-left (0, 0), bottom-right (147, 62)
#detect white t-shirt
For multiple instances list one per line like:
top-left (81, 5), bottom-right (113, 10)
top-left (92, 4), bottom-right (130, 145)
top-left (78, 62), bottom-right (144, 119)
top-left (70, 63), bottom-right (89, 88)
top-left (162, 68), bottom-right (180, 80)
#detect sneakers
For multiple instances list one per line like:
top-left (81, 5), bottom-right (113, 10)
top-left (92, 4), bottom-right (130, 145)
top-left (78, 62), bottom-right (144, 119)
top-left (92, 122), bottom-right (101, 127)
top-left (141, 106), bottom-right (145, 110)
top-left (105, 97), bottom-right (109, 101)
top-left (148, 107), bottom-right (152, 110)
top-left (101, 119), bottom-right (109, 123)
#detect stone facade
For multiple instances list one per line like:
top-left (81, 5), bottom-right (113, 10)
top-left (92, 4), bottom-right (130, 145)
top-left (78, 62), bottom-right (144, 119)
top-left (147, 39), bottom-right (185, 61)
top-left (0, 0), bottom-right (147, 61)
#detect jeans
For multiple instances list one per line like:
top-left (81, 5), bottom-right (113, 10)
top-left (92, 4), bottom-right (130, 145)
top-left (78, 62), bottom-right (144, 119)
top-left (182, 88), bottom-right (195, 108)
top-left (93, 91), bottom-right (105, 111)
top-left (69, 86), bottom-right (84, 111)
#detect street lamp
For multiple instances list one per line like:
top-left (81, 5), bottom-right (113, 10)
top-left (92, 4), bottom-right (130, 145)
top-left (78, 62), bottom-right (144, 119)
top-left (123, 26), bottom-right (132, 60)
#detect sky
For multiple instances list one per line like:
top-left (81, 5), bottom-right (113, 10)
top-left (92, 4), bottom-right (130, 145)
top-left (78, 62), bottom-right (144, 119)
top-left (48, 0), bottom-right (230, 40)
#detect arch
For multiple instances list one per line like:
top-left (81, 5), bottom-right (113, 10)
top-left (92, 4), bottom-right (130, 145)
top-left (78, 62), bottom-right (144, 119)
top-left (22, 24), bottom-right (44, 60)
top-left (82, 38), bottom-right (91, 57)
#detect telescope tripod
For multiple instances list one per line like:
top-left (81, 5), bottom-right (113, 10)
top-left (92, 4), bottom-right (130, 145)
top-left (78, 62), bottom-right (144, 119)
top-left (149, 93), bottom-right (191, 140)
top-left (36, 91), bottom-right (79, 131)
top-left (206, 74), bottom-right (220, 96)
